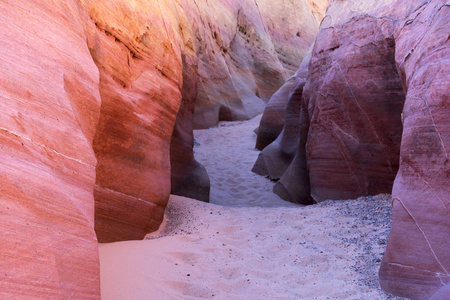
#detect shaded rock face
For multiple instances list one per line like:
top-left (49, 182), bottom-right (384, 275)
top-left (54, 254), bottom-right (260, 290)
top-left (170, 54), bottom-right (211, 202)
top-left (305, 16), bottom-right (405, 202)
top-left (253, 53), bottom-right (312, 187)
top-left (170, 0), bottom-right (328, 201)
top-left (254, 0), bottom-right (450, 298)
top-left (256, 3), bottom-right (405, 203)
top-left (0, 0), bottom-right (101, 298)
top-left (254, 76), bottom-right (295, 151)
top-left (379, 0), bottom-right (450, 298)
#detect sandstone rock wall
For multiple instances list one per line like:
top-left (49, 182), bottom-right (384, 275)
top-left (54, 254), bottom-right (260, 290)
top-left (170, 54), bottom-right (211, 202)
top-left (379, 0), bottom-right (450, 298)
top-left (0, 0), bottom-right (101, 298)
top-left (171, 0), bottom-right (328, 200)
top-left (0, 0), bottom-right (327, 297)
top-left (254, 0), bottom-right (450, 298)
top-left (305, 13), bottom-right (405, 202)
top-left (191, 0), bottom-right (328, 129)
top-left (86, 0), bottom-right (185, 243)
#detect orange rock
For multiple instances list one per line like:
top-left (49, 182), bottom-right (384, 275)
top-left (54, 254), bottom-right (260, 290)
top-left (85, 0), bottom-right (184, 242)
top-left (191, 0), bottom-right (329, 128)
top-left (0, 0), bottom-right (330, 297)
top-left (0, 0), bottom-right (101, 298)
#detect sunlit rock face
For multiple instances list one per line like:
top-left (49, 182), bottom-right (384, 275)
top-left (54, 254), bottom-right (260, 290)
top-left (191, 0), bottom-right (329, 129)
top-left (0, 0), bottom-right (328, 297)
top-left (0, 0), bottom-right (101, 298)
top-left (255, 0), bottom-right (450, 298)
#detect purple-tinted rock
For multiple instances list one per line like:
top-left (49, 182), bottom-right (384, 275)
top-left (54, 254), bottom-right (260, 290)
top-left (379, 1), bottom-right (450, 298)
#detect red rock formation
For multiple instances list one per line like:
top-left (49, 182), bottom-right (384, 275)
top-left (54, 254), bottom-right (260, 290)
top-left (254, 76), bottom-right (295, 151)
top-left (86, 0), bottom-right (185, 242)
top-left (171, 0), bottom-right (328, 201)
top-left (254, 0), bottom-right (328, 150)
top-left (170, 53), bottom-right (211, 202)
top-left (305, 15), bottom-right (405, 201)
top-left (379, 1), bottom-right (450, 298)
top-left (1, 0), bottom-right (327, 296)
top-left (0, 0), bottom-right (101, 298)
top-left (191, 0), bottom-right (328, 129)
top-left (254, 0), bottom-right (449, 298)
top-left (254, 0), bottom-right (393, 151)
top-left (253, 63), bottom-right (308, 179)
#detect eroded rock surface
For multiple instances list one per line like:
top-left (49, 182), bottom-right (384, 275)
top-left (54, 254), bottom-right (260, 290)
top-left (0, 0), bottom-right (101, 298)
top-left (170, 54), bottom-right (211, 202)
top-left (379, 1), bottom-right (450, 298)
top-left (305, 14), bottom-right (405, 202)
top-left (191, 0), bottom-right (328, 129)
top-left (254, 0), bottom-right (450, 298)
top-left (87, 0), bottom-right (185, 243)
top-left (0, 0), bottom-right (327, 297)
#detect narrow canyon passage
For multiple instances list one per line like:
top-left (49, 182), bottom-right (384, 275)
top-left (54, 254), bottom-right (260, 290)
top-left (193, 114), bottom-right (298, 207)
top-left (99, 117), bottom-right (404, 300)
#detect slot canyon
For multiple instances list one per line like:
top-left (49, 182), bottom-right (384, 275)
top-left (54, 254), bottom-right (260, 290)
top-left (0, 0), bottom-right (448, 299)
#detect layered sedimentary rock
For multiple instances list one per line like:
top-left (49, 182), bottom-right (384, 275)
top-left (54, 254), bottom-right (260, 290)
top-left (170, 54), bottom-right (211, 202)
top-left (254, 0), bottom-right (394, 151)
top-left (253, 53), bottom-right (311, 182)
top-left (255, 0), bottom-right (449, 298)
top-left (87, 0), bottom-right (185, 243)
top-left (379, 1), bottom-right (450, 298)
top-left (0, 0), bottom-right (101, 298)
top-left (191, 0), bottom-right (328, 129)
top-left (256, 2), bottom-right (405, 203)
top-left (304, 14), bottom-right (405, 202)
top-left (0, 0), bottom-right (327, 297)
top-left (171, 0), bottom-right (328, 200)
top-left (89, 0), bottom-right (327, 241)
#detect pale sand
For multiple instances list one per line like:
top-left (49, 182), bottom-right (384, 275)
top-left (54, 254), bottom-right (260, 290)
top-left (99, 115), bottom-right (403, 299)
top-left (193, 115), bottom-right (298, 207)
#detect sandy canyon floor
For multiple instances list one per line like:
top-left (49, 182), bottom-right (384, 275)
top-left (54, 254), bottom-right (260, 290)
top-left (99, 115), bottom-right (405, 299)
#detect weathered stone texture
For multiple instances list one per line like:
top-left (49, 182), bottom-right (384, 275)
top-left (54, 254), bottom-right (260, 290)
top-left (0, 0), bottom-right (101, 298)
top-left (0, 0), bottom-right (327, 297)
top-left (170, 54), bottom-right (211, 202)
top-left (254, 0), bottom-right (449, 298)
top-left (86, 0), bottom-right (184, 243)
top-left (191, 0), bottom-right (329, 129)
top-left (379, 1), bottom-right (450, 298)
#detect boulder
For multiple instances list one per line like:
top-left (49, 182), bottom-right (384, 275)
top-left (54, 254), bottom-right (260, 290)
top-left (304, 13), bottom-right (405, 202)
top-left (254, 76), bottom-right (295, 151)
